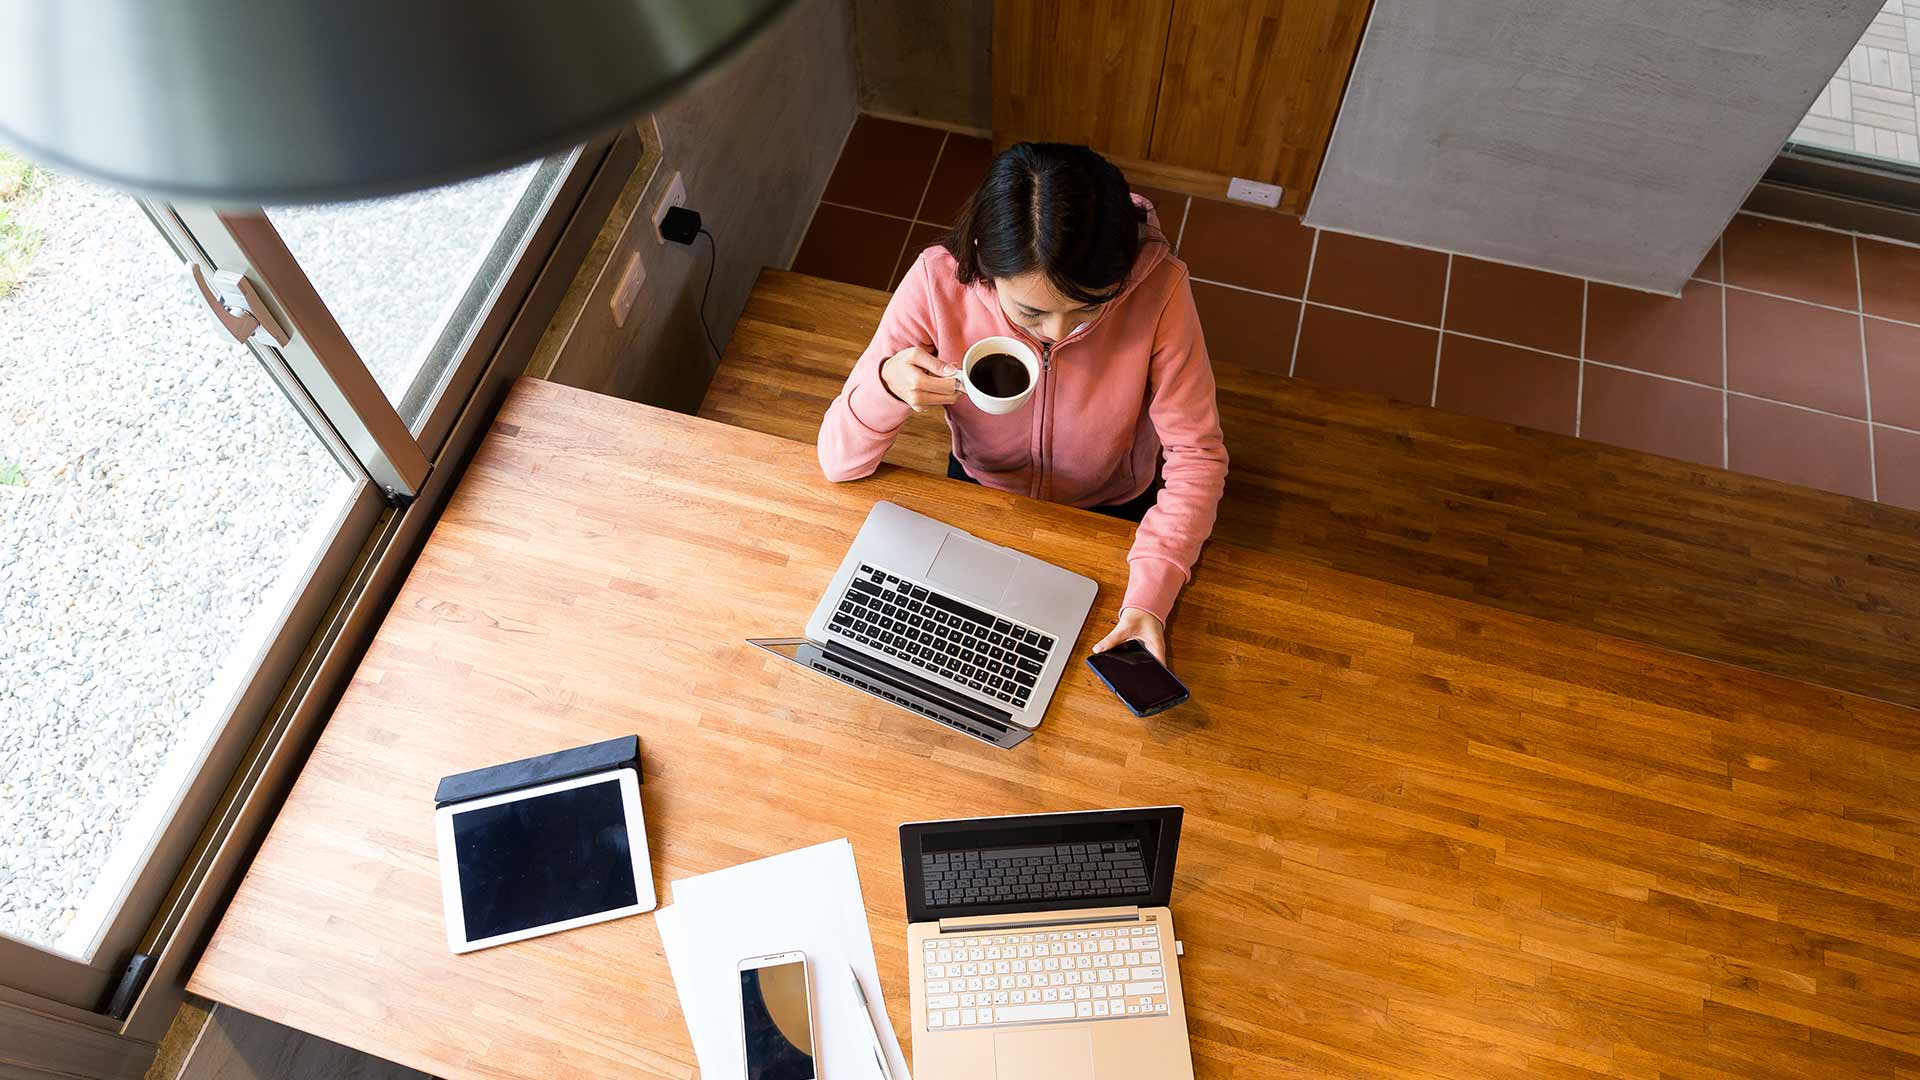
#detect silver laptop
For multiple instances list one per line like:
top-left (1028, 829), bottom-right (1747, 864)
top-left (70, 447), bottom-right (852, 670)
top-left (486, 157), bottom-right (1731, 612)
top-left (751, 501), bottom-right (1096, 748)
top-left (901, 808), bottom-right (1195, 1080)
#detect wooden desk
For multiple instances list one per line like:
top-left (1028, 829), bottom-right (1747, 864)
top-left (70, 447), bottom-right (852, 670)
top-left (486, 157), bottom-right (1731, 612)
top-left (191, 377), bottom-right (1920, 1078)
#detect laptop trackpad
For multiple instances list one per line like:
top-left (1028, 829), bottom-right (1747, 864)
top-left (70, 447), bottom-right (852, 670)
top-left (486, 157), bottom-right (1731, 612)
top-left (994, 1028), bottom-right (1094, 1080)
top-left (926, 534), bottom-right (1016, 604)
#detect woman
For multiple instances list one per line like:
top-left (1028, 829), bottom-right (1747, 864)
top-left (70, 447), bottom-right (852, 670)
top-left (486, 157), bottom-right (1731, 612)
top-left (817, 142), bottom-right (1226, 664)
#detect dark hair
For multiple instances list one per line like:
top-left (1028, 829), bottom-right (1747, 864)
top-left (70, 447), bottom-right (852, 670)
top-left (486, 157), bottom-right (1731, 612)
top-left (943, 142), bottom-right (1154, 305)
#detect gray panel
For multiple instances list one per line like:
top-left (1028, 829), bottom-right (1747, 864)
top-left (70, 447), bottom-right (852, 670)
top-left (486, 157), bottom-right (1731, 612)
top-left (1305, 0), bottom-right (1885, 293)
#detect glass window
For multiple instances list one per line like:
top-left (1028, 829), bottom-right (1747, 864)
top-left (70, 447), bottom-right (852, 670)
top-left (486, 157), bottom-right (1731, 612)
top-left (0, 157), bottom-right (354, 957)
top-left (1788, 0), bottom-right (1920, 167)
top-left (267, 155), bottom-right (567, 427)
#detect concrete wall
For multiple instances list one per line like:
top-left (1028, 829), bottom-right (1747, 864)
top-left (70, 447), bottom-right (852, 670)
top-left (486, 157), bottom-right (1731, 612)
top-left (1306, 0), bottom-right (1886, 294)
top-left (850, 0), bottom-right (992, 131)
top-left (533, 0), bottom-right (858, 409)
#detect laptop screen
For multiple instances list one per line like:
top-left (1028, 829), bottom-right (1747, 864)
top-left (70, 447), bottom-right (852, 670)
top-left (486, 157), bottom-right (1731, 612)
top-left (899, 807), bottom-right (1182, 923)
top-left (747, 638), bottom-right (1031, 749)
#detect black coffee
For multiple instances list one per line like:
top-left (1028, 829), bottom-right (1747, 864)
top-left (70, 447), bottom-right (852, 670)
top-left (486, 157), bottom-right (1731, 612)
top-left (971, 353), bottom-right (1030, 398)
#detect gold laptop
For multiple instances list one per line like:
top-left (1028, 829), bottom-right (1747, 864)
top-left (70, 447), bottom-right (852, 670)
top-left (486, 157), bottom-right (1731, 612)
top-left (900, 808), bottom-right (1195, 1080)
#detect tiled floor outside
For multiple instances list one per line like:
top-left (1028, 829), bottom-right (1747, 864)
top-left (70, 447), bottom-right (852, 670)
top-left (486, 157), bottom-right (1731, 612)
top-left (1793, 0), bottom-right (1920, 165)
top-left (794, 115), bottom-right (1920, 512)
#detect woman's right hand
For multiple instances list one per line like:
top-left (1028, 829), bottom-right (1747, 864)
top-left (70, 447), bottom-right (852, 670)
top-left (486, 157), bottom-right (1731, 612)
top-left (881, 346), bottom-right (962, 412)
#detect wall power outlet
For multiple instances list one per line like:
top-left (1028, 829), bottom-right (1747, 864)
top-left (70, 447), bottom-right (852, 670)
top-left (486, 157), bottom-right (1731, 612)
top-left (610, 250), bottom-right (646, 328)
top-left (652, 171), bottom-right (687, 244)
top-left (1226, 177), bottom-right (1284, 208)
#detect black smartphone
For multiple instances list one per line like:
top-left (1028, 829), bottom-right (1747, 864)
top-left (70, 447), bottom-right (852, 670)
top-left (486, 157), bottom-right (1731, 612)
top-left (1085, 640), bottom-right (1191, 717)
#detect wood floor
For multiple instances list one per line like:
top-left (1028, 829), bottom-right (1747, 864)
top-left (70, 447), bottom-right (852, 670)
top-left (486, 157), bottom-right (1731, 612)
top-left (702, 269), bottom-right (1920, 714)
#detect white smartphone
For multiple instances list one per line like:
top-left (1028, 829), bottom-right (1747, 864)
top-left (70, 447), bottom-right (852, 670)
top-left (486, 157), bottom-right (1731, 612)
top-left (737, 950), bottom-right (818, 1080)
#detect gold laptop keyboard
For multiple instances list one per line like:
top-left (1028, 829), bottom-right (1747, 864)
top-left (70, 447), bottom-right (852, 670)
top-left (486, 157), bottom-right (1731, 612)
top-left (921, 924), bottom-right (1169, 1029)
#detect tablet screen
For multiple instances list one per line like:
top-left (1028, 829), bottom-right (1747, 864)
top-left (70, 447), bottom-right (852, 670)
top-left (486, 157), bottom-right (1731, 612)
top-left (451, 778), bottom-right (639, 941)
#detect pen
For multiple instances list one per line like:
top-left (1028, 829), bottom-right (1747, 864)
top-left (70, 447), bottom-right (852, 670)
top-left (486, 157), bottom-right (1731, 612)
top-left (849, 965), bottom-right (895, 1080)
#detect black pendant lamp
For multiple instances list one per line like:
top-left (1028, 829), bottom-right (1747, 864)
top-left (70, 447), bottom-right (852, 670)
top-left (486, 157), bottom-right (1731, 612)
top-left (0, 0), bottom-right (794, 204)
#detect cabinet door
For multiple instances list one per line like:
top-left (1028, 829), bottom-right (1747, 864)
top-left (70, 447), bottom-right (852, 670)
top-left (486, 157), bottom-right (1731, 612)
top-left (1150, 0), bottom-right (1372, 200)
top-left (992, 0), bottom-right (1174, 161)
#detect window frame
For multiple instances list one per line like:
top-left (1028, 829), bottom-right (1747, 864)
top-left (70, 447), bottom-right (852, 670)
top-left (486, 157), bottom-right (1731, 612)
top-left (1754, 145), bottom-right (1920, 246)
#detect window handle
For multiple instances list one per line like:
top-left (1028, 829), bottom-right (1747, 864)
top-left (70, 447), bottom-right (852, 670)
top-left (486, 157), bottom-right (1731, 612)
top-left (189, 263), bottom-right (291, 347)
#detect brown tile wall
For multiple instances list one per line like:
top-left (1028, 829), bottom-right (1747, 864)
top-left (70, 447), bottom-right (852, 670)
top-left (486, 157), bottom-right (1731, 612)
top-left (795, 115), bottom-right (1920, 510)
top-left (792, 116), bottom-right (988, 295)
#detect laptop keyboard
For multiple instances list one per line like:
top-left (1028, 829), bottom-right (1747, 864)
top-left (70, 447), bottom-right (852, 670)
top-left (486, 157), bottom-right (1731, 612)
top-left (922, 924), bottom-right (1169, 1029)
top-left (921, 840), bottom-right (1149, 909)
top-left (829, 563), bottom-right (1054, 709)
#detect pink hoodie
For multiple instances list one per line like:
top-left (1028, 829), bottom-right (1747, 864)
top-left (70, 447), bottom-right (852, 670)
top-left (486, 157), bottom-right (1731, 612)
top-left (816, 197), bottom-right (1227, 623)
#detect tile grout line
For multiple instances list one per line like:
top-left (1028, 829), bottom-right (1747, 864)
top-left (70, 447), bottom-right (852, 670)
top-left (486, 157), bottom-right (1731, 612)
top-left (1856, 235), bottom-right (1879, 501)
top-left (1710, 278), bottom-right (1920, 332)
top-left (908, 135), bottom-right (945, 225)
top-left (1728, 242), bottom-right (1743, 468)
top-left (885, 134), bottom-right (948, 289)
top-left (1289, 230), bottom-right (1320, 377)
top-left (819, 199), bottom-right (920, 225)
top-left (1575, 280), bottom-right (1588, 437)
top-left (1727, 387), bottom-right (1876, 424)
top-left (1737, 205), bottom-right (1920, 251)
top-left (1604, 358), bottom-right (1898, 429)
top-left (1583, 357), bottom-right (1714, 390)
top-left (1579, 279), bottom-right (1589, 360)
top-left (1431, 255), bottom-right (1454, 406)
top-left (1190, 276), bottom-right (1305, 300)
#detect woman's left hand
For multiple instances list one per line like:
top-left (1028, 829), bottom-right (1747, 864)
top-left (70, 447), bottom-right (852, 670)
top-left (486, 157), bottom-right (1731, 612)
top-left (1090, 606), bottom-right (1168, 665)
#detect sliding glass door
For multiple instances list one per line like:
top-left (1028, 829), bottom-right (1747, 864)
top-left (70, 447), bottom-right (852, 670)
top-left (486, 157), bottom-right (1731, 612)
top-left (0, 135), bottom-right (613, 1014)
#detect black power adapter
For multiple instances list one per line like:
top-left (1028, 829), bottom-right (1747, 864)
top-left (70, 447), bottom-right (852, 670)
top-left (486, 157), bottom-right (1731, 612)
top-left (659, 205), bottom-right (702, 245)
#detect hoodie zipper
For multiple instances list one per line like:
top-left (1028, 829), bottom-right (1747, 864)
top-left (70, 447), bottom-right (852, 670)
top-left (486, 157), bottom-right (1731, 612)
top-left (1037, 343), bottom-right (1053, 500)
top-left (1004, 330), bottom-right (1076, 501)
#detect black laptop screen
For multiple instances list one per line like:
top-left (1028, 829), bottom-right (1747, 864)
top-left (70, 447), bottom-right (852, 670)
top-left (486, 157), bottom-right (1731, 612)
top-left (899, 807), bottom-right (1182, 922)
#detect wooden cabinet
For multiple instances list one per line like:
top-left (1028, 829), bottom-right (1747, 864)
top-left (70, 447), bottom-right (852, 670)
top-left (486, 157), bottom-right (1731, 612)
top-left (991, 0), bottom-right (1173, 162)
top-left (993, 0), bottom-right (1373, 212)
top-left (1151, 0), bottom-right (1372, 198)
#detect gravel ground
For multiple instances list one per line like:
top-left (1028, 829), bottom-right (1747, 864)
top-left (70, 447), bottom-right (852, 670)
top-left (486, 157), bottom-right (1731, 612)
top-left (0, 163), bottom-right (533, 953)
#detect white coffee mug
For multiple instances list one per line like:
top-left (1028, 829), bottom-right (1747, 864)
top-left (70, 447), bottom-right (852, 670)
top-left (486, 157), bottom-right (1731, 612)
top-left (959, 336), bottom-right (1041, 415)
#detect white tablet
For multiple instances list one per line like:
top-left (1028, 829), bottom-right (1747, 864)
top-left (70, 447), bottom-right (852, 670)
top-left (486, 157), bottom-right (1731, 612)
top-left (435, 768), bottom-right (657, 954)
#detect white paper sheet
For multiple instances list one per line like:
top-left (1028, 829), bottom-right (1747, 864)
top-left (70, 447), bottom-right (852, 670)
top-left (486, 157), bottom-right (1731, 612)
top-left (655, 839), bottom-right (912, 1080)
